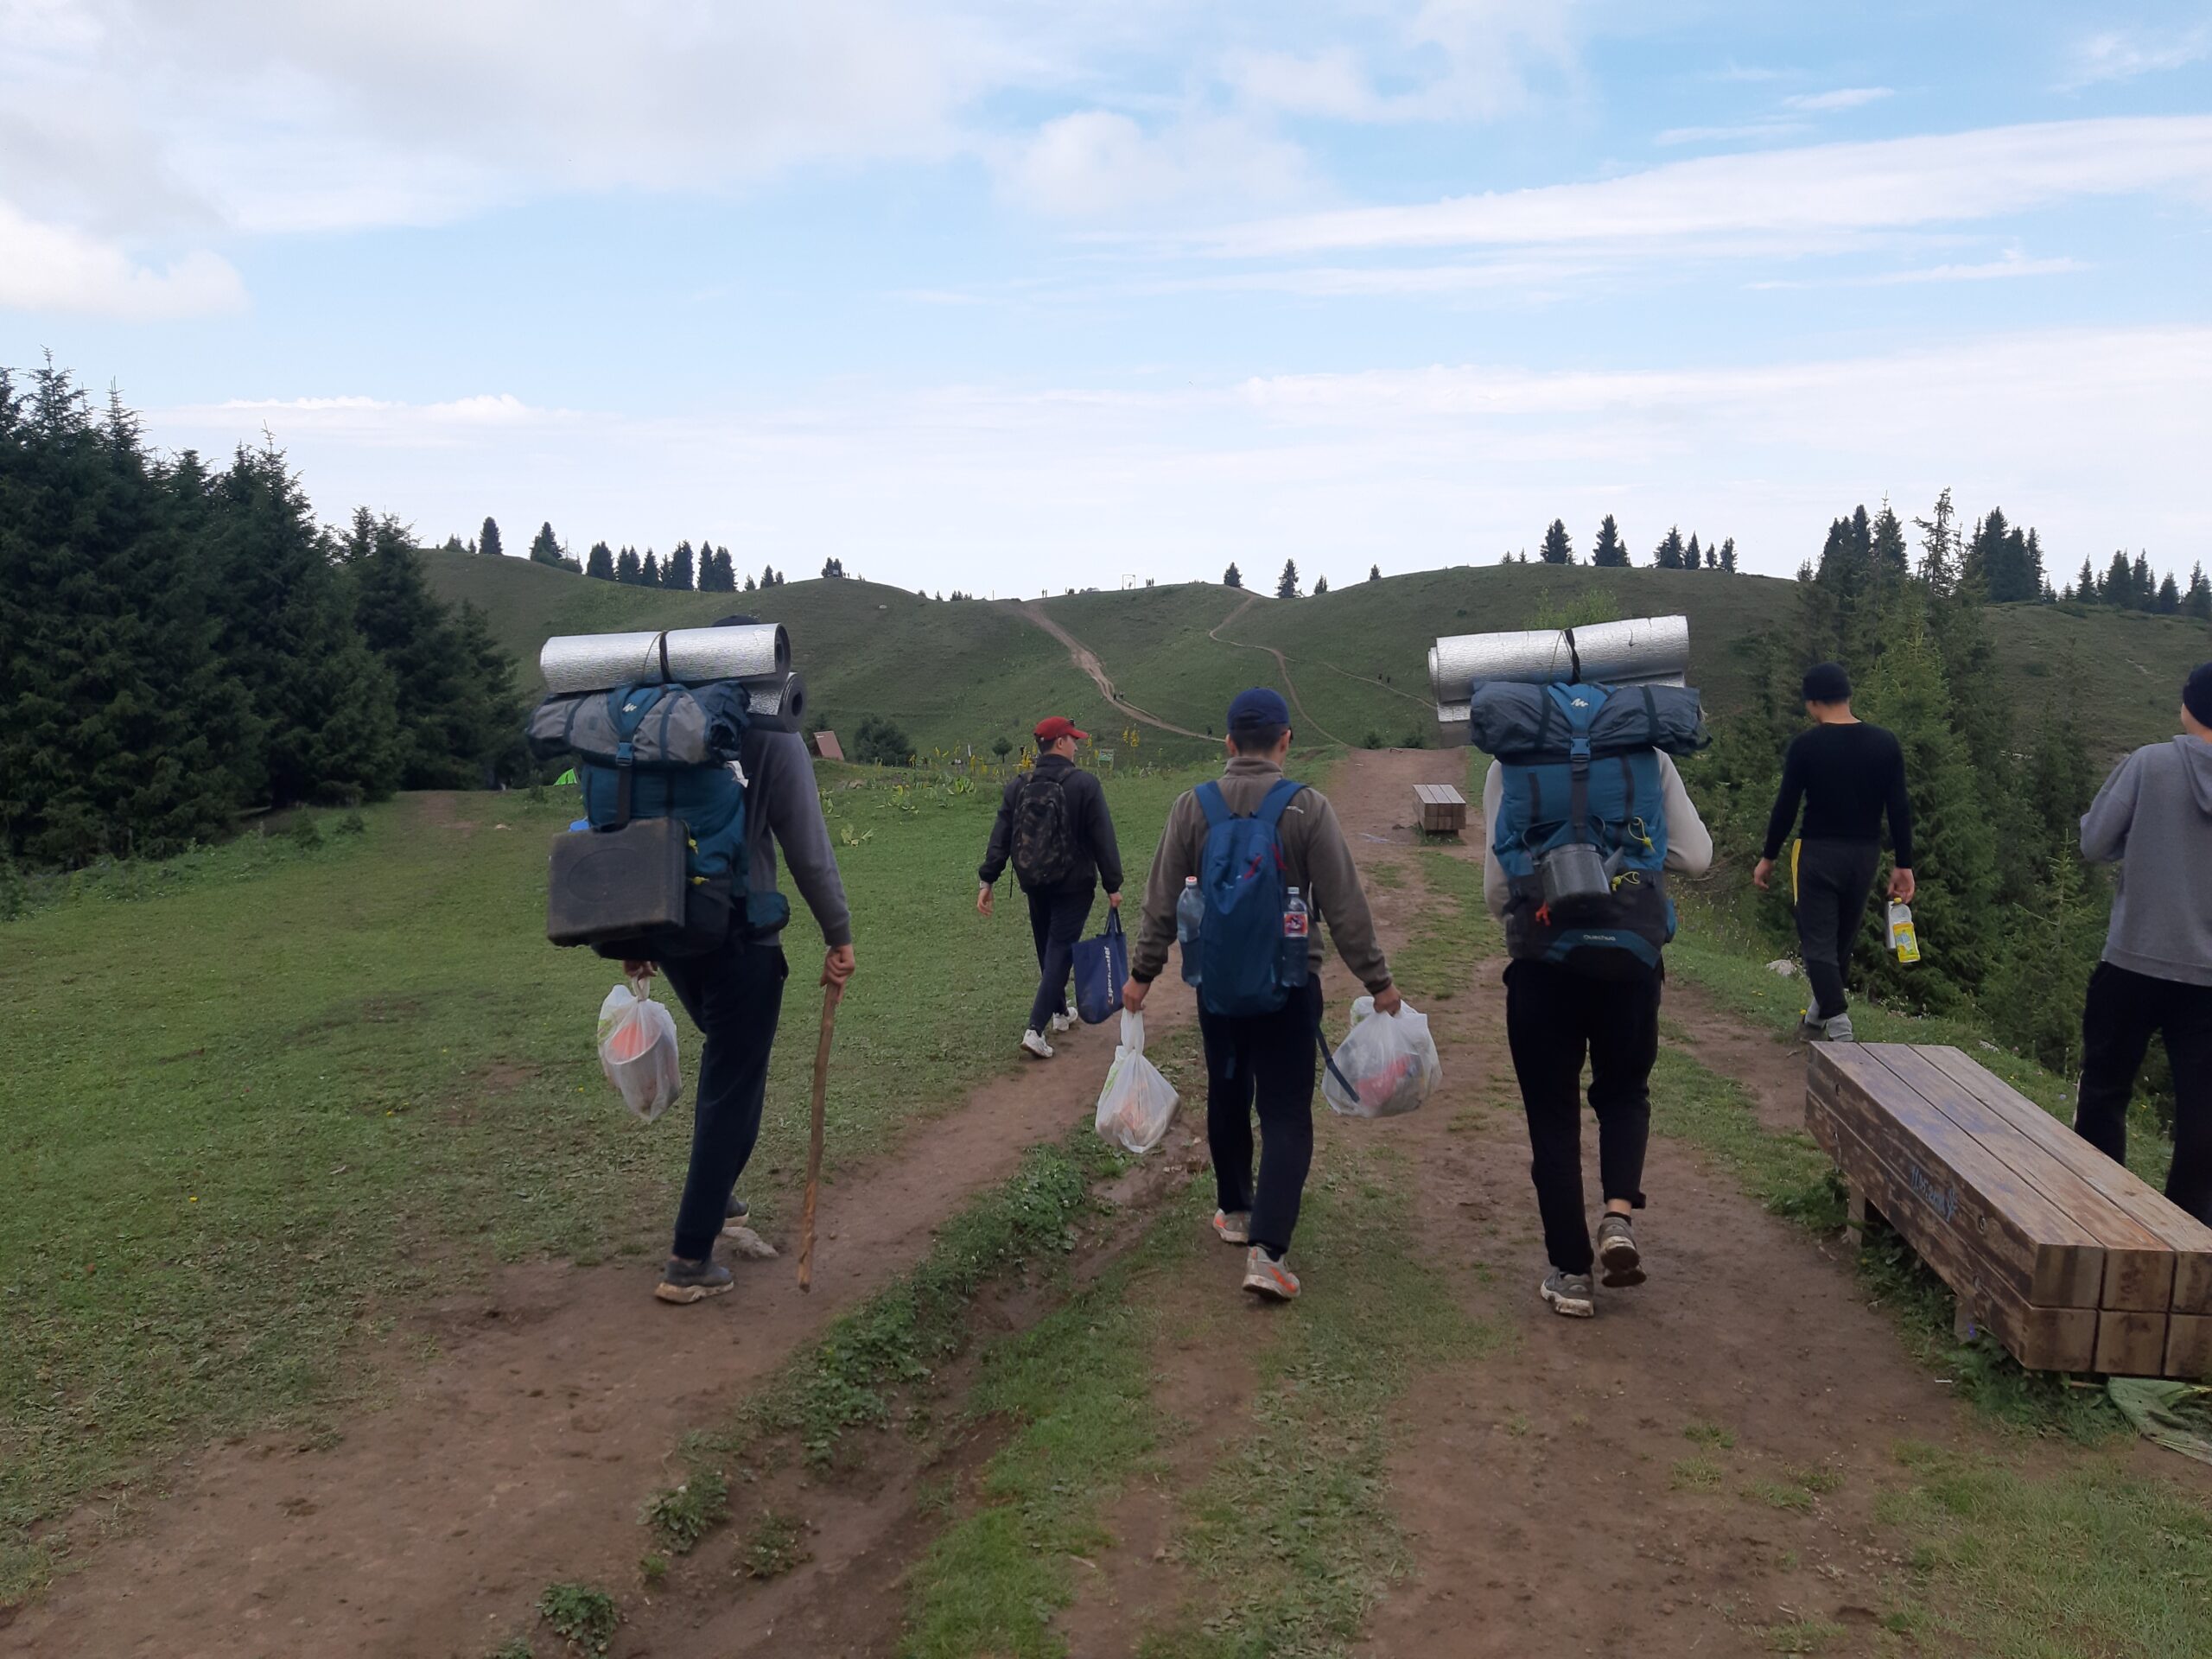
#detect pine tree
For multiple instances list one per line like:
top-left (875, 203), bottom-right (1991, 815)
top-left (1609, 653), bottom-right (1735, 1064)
top-left (1592, 513), bottom-right (1627, 568)
top-left (586, 541), bottom-right (614, 580)
top-left (1369, 563), bottom-right (1382, 582)
top-left (668, 540), bottom-right (696, 591)
top-left (527, 520), bottom-right (563, 566)
top-left (2186, 563), bottom-right (2212, 620)
top-left (1540, 518), bottom-right (1573, 564)
top-left (1871, 501), bottom-right (1909, 581)
top-left (616, 546), bottom-right (642, 583)
top-left (1313, 574), bottom-right (1330, 594)
top-left (1652, 525), bottom-right (1687, 569)
top-left (641, 550), bottom-right (662, 588)
top-left (2073, 556), bottom-right (2095, 603)
top-left (1719, 537), bottom-right (1738, 574)
top-left (761, 563), bottom-right (777, 591)
top-left (1224, 563), bottom-right (1243, 588)
top-left (821, 556), bottom-right (846, 578)
top-left (1912, 488), bottom-right (1959, 594)
top-left (1686, 532), bottom-right (1701, 571)
top-left (479, 516), bottom-right (503, 559)
top-left (2158, 573), bottom-right (2183, 614)
top-left (2101, 550), bottom-right (2132, 607)
top-left (713, 549), bottom-right (737, 591)
top-left (2131, 552), bottom-right (2154, 610)
top-left (1277, 559), bottom-right (1300, 598)
top-left (743, 572), bottom-right (758, 594)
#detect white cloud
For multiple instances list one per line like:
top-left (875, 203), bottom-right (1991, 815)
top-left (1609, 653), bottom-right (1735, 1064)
top-left (1200, 117), bottom-right (2212, 257)
top-left (0, 197), bottom-right (243, 318)
top-left (1750, 251), bottom-right (2086, 290)
top-left (1781, 86), bottom-right (1894, 112)
top-left (1231, 0), bottom-right (1583, 124)
top-left (181, 391), bottom-right (567, 445)
top-left (1656, 122), bottom-right (1810, 147)
top-left (1003, 110), bottom-right (1311, 219)
top-left (2063, 26), bottom-right (2211, 86)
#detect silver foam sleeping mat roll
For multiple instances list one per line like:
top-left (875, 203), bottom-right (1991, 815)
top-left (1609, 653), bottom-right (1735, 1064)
top-left (539, 623), bottom-right (791, 694)
top-left (745, 672), bottom-right (806, 730)
top-left (1429, 614), bottom-right (1690, 724)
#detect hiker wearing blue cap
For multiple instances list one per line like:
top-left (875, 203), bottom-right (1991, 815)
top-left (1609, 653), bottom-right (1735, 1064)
top-left (1125, 686), bottom-right (1398, 1303)
top-left (2072, 662), bottom-right (2212, 1222)
top-left (1753, 662), bottom-right (1915, 1043)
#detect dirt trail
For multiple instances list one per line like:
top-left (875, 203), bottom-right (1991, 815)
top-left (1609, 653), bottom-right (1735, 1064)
top-left (7, 1004), bottom-right (1185, 1659)
top-left (1017, 603), bottom-right (1212, 740)
top-left (1202, 594), bottom-right (1351, 745)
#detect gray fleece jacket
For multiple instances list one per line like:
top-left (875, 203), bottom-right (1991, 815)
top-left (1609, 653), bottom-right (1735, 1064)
top-left (741, 728), bottom-right (853, 948)
top-left (2081, 734), bottom-right (2212, 987)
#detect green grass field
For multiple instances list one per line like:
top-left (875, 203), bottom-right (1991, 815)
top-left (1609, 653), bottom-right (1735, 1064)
top-left (431, 552), bottom-right (2212, 769)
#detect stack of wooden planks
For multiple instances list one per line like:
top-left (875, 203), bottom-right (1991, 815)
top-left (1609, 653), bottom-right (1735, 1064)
top-left (1414, 783), bottom-right (1467, 836)
top-left (1807, 1043), bottom-right (2212, 1378)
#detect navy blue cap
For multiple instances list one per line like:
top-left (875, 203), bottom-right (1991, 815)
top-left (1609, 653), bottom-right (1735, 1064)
top-left (1802, 662), bottom-right (1852, 703)
top-left (1227, 687), bottom-right (1291, 729)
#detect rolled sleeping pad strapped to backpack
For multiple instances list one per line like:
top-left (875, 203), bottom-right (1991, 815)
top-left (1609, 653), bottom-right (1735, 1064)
top-left (538, 624), bottom-right (791, 696)
top-left (1428, 615), bottom-right (1689, 727)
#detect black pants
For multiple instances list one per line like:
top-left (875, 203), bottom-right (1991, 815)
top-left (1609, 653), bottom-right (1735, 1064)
top-left (1504, 957), bottom-right (1662, 1276)
top-left (1795, 838), bottom-right (1880, 1021)
top-left (1026, 883), bottom-right (1095, 1034)
top-left (657, 938), bottom-right (790, 1261)
top-left (2075, 962), bottom-right (2212, 1224)
top-left (1199, 978), bottom-right (1324, 1257)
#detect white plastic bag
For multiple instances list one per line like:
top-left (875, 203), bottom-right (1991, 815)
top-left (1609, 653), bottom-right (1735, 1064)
top-left (597, 979), bottom-right (683, 1123)
top-left (1323, 996), bottom-right (1440, 1119)
top-left (1094, 1011), bottom-right (1179, 1154)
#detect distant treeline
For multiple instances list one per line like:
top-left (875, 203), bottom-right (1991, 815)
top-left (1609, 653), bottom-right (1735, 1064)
top-left (0, 367), bottom-right (521, 869)
top-left (1690, 488), bottom-right (2206, 1104)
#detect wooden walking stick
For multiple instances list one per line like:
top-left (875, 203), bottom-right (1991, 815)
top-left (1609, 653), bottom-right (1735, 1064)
top-left (798, 976), bottom-right (844, 1293)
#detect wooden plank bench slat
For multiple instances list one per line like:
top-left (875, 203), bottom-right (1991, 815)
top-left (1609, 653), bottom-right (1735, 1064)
top-left (1807, 1101), bottom-right (2100, 1371)
top-left (1860, 1046), bottom-right (2176, 1312)
top-left (2096, 1310), bottom-right (2173, 1377)
top-left (2165, 1315), bottom-right (2212, 1379)
top-left (1916, 1046), bottom-right (2212, 1314)
top-left (1810, 1049), bottom-right (2105, 1309)
top-left (1413, 784), bottom-right (1467, 835)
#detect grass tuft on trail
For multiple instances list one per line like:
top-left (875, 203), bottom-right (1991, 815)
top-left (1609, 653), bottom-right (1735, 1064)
top-left (1137, 1153), bottom-right (1500, 1659)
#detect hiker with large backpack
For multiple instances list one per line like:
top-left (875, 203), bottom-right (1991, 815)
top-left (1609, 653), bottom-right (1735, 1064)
top-left (1123, 688), bottom-right (1399, 1303)
top-left (530, 615), bottom-right (855, 1306)
top-left (977, 715), bottom-right (1124, 1058)
top-left (1474, 677), bottom-right (1713, 1319)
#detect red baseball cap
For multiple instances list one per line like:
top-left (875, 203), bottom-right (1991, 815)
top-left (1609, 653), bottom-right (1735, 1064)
top-left (1033, 715), bottom-right (1090, 743)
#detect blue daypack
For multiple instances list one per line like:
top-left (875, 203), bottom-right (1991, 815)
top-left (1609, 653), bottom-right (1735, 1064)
top-left (528, 679), bottom-right (788, 958)
top-left (1487, 682), bottom-right (1676, 977)
top-left (1194, 778), bottom-right (1305, 1017)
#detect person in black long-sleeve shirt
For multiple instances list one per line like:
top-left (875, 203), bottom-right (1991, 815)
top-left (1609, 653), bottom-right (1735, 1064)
top-left (977, 715), bottom-right (1123, 1058)
top-left (1753, 663), bottom-right (1915, 1040)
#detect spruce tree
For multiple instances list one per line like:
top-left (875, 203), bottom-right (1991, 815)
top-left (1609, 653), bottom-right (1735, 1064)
top-left (762, 563), bottom-right (776, 591)
top-left (2073, 556), bottom-right (2095, 603)
top-left (479, 516), bottom-right (503, 558)
top-left (586, 541), bottom-right (614, 580)
top-left (2186, 563), bottom-right (2212, 620)
top-left (743, 572), bottom-right (758, 594)
top-left (1912, 488), bottom-right (1959, 594)
top-left (2132, 552), bottom-right (2155, 609)
top-left (714, 549), bottom-right (737, 591)
top-left (2158, 573), bottom-right (2183, 614)
top-left (2101, 550), bottom-right (2132, 607)
top-left (616, 546), bottom-right (642, 583)
top-left (527, 520), bottom-right (563, 566)
top-left (1540, 518), bottom-right (1573, 564)
top-left (1719, 537), bottom-right (1738, 573)
top-left (641, 550), bottom-right (662, 588)
top-left (1277, 559), bottom-right (1300, 598)
top-left (668, 540), bottom-right (696, 590)
top-left (1871, 501), bottom-right (1909, 581)
top-left (1685, 532), bottom-right (1701, 570)
top-left (1592, 513), bottom-right (1627, 568)
top-left (1313, 574), bottom-right (1330, 594)
top-left (1224, 562), bottom-right (1243, 588)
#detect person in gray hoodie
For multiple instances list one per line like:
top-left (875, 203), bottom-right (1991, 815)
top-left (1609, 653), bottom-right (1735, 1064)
top-left (2073, 661), bottom-right (2212, 1222)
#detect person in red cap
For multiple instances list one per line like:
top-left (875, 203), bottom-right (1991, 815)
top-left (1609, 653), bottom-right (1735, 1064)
top-left (977, 715), bottom-right (1123, 1057)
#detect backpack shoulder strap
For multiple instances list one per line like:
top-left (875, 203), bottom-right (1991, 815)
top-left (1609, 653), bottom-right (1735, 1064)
top-left (1255, 777), bottom-right (1306, 828)
top-left (1196, 779), bottom-right (1231, 828)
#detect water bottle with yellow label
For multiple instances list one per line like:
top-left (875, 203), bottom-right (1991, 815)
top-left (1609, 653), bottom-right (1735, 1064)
top-left (1888, 901), bottom-right (1921, 964)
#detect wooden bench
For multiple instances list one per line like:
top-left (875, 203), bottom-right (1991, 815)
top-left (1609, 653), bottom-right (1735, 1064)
top-left (1807, 1043), bottom-right (2212, 1377)
top-left (1414, 783), bottom-right (1467, 836)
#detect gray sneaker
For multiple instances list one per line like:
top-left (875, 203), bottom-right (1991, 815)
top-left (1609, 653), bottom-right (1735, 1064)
top-left (655, 1256), bottom-right (734, 1304)
top-left (1821, 1012), bottom-right (1856, 1042)
top-left (1541, 1268), bottom-right (1595, 1319)
top-left (1596, 1214), bottom-right (1645, 1287)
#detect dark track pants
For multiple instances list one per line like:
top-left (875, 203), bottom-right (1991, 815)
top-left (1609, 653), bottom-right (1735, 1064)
top-left (2074, 962), bottom-right (2212, 1224)
top-left (1199, 978), bottom-right (1325, 1258)
top-left (658, 938), bottom-right (790, 1261)
top-left (1795, 837), bottom-right (1880, 1022)
top-left (1504, 957), bottom-right (1662, 1276)
top-left (1026, 884), bottom-right (1095, 1034)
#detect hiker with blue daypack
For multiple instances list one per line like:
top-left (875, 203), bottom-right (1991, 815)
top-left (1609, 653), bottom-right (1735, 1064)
top-left (530, 615), bottom-right (855, 1306)
top-left (1124, 688), bottom-right (1398, 1303)
top-left (1475, 677), bottom-right (1712, 1319)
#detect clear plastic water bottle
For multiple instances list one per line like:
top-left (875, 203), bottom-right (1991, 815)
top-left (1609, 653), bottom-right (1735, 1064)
top-left (1279, 887), bottom-right (1311, 988)
top-left (1176, 875), bottom-right (1205, 984)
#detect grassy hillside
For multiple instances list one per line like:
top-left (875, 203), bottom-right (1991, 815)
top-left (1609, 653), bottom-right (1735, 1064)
top-left (429, 553), bottom-right (2212, 763)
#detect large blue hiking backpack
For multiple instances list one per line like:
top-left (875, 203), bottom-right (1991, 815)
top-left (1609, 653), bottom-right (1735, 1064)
top-left (526, 679), bottom-right (789, 959)
top-left (1478, 680), bottom-right (1705, 978)
top-left (1194, 778), bottom-right (1306, 1017)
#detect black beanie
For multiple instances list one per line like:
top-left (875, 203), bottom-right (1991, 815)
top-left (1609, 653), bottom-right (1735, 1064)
top-left (2186, 662), bottom-right (2212, 728)
top-left (1802, 662), bottom-right (1852, 703)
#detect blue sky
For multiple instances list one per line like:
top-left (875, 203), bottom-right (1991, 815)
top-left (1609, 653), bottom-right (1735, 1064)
top-left (4, 1), bottom-right (2210, 592)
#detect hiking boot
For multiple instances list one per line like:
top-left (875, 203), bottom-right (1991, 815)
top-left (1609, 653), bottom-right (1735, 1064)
top-left (1797, 1011), bottom-right (1827, 1039)
top-left (1243, 1247), bottom-right (1300, 1301)
top-left (1821, 1013), bottom-right (1856, 1042)
top-left (1050, 1012), bottom-right (1074, 1035)
top-left (721, 1194), bottom-right (750, 1236)
top-left (1020, 1028), bottom-right (1056, 1059)
top-left (655, 1256), bottom-right (734, 1305)
top-left (1596, 1214), bottom-right (1645, 1287)
top-left (1213, 1209), bottom-right (1251, 1245)
top-left (1540, 1268), bottom-right (1596, 1319)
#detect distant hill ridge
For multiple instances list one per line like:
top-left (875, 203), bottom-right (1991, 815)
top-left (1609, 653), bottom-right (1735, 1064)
top-left (425, 550), bottom-right (2211, 764)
